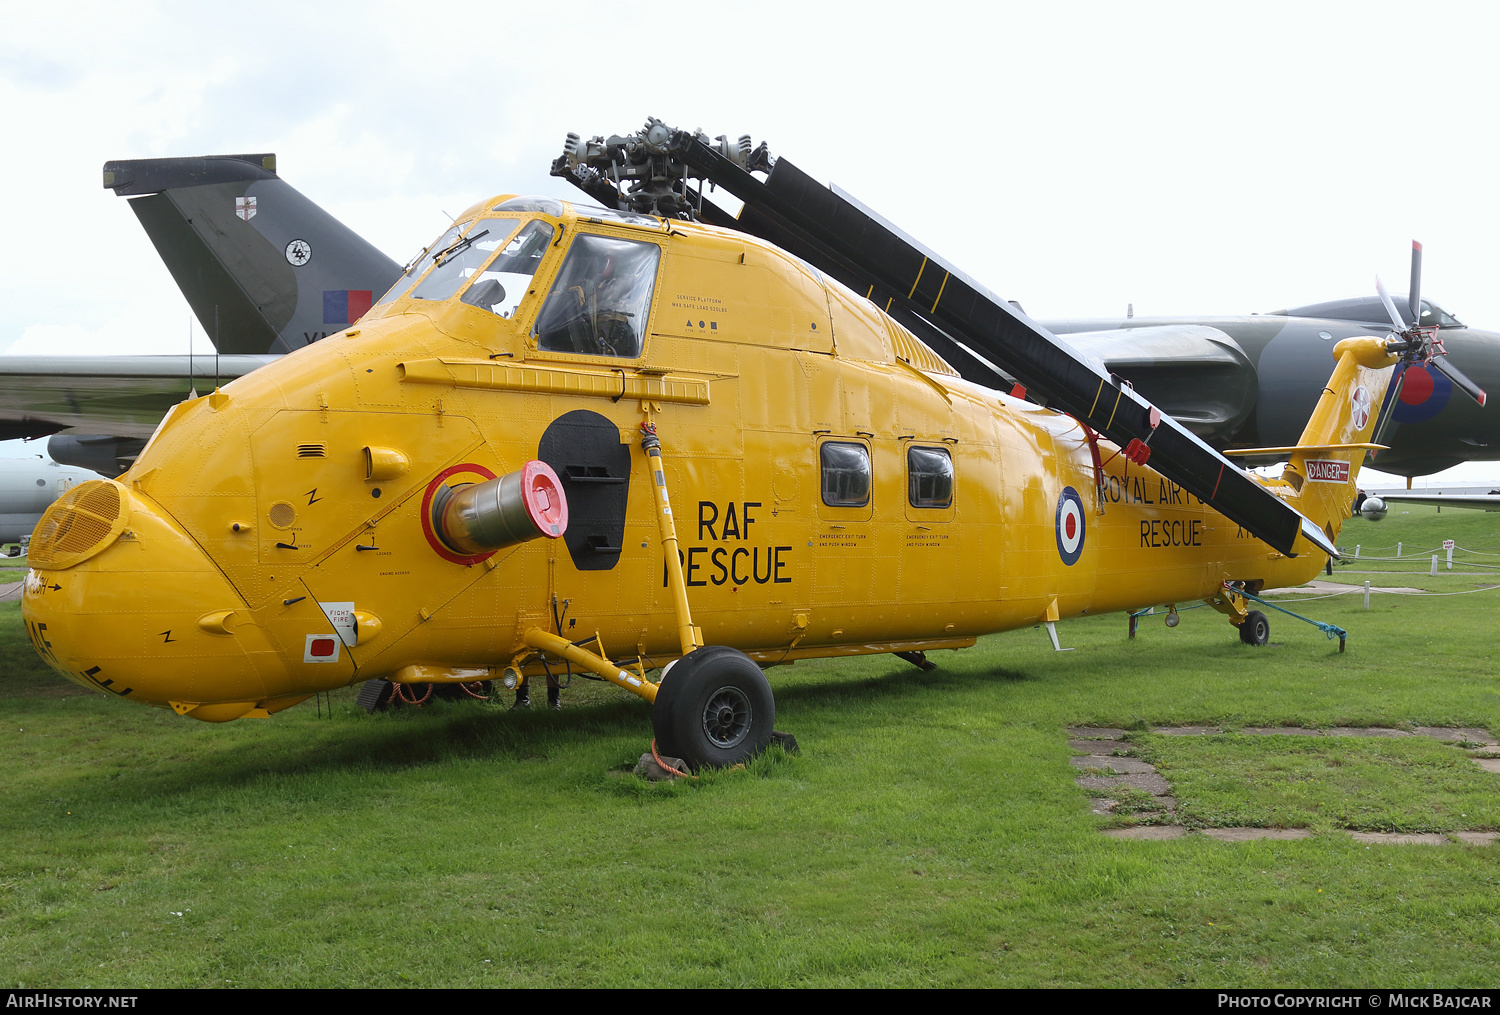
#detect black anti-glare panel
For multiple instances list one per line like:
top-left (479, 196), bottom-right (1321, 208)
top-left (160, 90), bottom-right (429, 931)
top-left (538, 409), bottom-right (631, 572)
top-left (665, 131), bottom-right (1323, 558)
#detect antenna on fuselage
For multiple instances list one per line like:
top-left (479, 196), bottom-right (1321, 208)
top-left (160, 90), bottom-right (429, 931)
top-left (187, 312), bottom-right (197, 400)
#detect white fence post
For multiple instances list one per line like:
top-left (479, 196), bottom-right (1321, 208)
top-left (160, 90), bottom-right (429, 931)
top-left (1430, 555), bottom-right (1439, 576)
top-left (1363, 580), bottom-right (1371, 610)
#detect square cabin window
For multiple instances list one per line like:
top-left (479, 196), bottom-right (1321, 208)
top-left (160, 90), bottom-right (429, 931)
top-left (907, 445), bottom-right (953, 508)
top-left (821, 441), bottom-right (871, 507)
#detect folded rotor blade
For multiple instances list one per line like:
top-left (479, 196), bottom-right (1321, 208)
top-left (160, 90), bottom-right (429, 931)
top-left (1430, 354), bottom-right (1488, 407)
top-left (1408, 240), bottom-right (1423, 325)
top-left (1375, 275), bottom-right (1408, 333)
top-left (661, 130), bottom-right (1335, 558)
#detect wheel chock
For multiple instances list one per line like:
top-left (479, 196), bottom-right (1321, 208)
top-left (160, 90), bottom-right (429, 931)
top-left (635, 752), bottom-right (690, 781)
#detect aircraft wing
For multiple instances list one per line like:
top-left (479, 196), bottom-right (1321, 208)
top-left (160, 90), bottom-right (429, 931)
top-left (0, 355), bottom-right (277, 439)
top-left (1378, 492), bottom-right (1500, 511)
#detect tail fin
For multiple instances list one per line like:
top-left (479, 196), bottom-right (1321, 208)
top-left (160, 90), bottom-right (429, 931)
top-left (104, 154), bottom-right (401, 354)
top-left (1282, 336), bottom-right (1398, 544)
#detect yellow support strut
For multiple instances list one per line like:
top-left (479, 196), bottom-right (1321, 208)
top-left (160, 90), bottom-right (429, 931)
top-left (521, 629), bottom-right (658, 703)
top-left (639, 421), bottom-right (703, 657)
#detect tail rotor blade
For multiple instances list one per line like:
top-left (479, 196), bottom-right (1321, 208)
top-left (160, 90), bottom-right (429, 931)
top-left (1375, 275), bottom-right (1407, 333)
top-left (1409, 240), bottom-right (1423, 325)
top-left (1430, 355), bottom-right (1488, 407)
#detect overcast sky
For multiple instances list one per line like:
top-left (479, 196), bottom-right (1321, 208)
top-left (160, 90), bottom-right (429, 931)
top-left (2, 0), bottom-right (1497, 485)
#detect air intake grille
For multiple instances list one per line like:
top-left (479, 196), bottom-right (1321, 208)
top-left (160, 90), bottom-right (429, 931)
top-left (297, 443), bottom-right (327, 458)
top-left (888, 322), bottom-right (960, 377)
top-left (29, 480), bottom-right (128, 570)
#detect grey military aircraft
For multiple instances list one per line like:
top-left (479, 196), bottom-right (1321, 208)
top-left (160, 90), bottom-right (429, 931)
top-left (1042, 282), bottom-right (1498, 476)
top-left (7, 151), bottom-right (1496, 479)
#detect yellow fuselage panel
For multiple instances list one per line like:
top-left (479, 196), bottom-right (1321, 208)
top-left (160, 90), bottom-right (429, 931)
top-left (22, 206), bottom-right (1325, 710)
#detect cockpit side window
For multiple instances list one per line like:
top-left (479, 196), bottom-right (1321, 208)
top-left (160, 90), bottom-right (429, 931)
top-left (533, 234), bottom-right (660, 359)
top-left (409, 219), bottom-right (523, 303)
top-left (458, 221), bottom-right (555, 319)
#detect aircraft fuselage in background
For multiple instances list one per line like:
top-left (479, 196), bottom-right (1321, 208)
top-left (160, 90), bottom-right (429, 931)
top-left (1044, 306), bottom-right (1500, 477)
top-left (0, 457), bottom-right (101, 542)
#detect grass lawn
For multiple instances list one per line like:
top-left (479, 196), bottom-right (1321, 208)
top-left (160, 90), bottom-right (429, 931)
top-left (1135, 734), bottom-right (1499, 833)
top-left (1, 504), bottom-right (1497, 987)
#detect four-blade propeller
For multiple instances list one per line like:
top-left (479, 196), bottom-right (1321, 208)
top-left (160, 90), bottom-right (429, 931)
top-left (1376, 241), bottom-right (1487, 410)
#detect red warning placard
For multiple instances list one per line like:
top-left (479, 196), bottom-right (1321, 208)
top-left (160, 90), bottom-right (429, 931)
top-left (1305, 460), bottom-right (1350, 484)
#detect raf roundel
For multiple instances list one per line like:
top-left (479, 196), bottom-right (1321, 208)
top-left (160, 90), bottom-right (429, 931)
top-left (1390, 362), bottom-right (1453, 424)
top-left (1055, 486), bottom-right (1086, 566)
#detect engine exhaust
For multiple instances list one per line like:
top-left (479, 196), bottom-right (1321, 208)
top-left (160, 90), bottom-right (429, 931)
top-left (433, 461), bottom-right (568, 554)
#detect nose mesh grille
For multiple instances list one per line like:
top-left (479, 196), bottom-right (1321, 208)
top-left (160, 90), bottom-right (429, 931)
top-left (29, 480), bottom-right (127, 570)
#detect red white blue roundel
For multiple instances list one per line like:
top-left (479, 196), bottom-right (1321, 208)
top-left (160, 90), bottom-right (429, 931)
top-left (1389, 362), bottom-right (1452, 424)
top-left (1056, 486), bottom-right (1086, 566)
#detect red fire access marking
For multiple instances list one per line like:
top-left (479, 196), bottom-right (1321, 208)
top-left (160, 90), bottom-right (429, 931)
top-left (309, 637), bottom-right (337, 657)
top-left (420, 463), bottom-right (499, 566)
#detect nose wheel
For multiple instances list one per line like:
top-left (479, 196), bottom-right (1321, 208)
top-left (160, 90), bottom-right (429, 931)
top-left (652, 645), bottom-right (774, 770)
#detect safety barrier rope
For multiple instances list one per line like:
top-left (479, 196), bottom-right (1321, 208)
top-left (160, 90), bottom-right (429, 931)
top-left (1266, 584), bottom-right (1500, 601)
top-left (1376, 584), bottom-right (1500, 597)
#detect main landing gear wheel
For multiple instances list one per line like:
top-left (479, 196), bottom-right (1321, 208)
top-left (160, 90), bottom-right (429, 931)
top-left (1239, 610), bottom-right (1269, 646)
top-left (652, 645), bottom-right (775, 770)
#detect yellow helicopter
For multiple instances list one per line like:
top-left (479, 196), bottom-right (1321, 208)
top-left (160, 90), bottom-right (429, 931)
top-left (21, 121), bottom-right (1443, 770)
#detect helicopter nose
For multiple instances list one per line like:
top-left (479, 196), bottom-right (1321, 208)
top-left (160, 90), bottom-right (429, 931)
top-left (21, 479), bottom-right (281, 719)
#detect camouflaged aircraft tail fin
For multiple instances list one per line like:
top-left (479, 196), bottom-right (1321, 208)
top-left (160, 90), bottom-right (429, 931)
top-left (103, 155), bottom-right (401, 354)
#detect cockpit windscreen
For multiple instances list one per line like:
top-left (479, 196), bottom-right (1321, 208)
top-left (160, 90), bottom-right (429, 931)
top-left (409, 219), bottom-right (524, 303)
top-left (458, 220), bottom-right (555, 319)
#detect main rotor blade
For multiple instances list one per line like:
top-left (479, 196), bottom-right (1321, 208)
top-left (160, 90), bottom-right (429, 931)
top-left (661, 130), bottom-right (1335, 558)
top-left (1430, 354), bottom-right (1488, 407)
top-left (1375, 275), bottom-right (1407, 333)
top-left (1408, 240), bottom-right (1423, 325)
